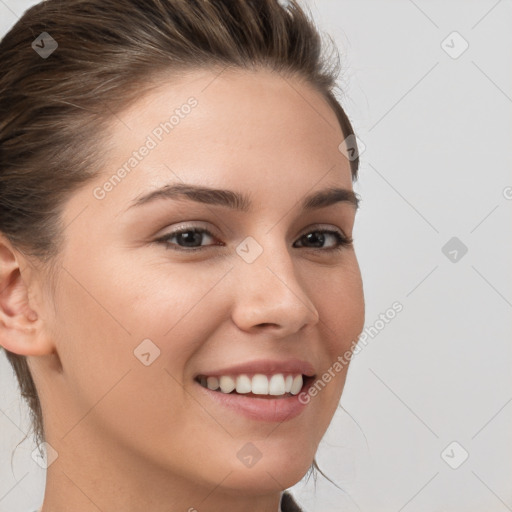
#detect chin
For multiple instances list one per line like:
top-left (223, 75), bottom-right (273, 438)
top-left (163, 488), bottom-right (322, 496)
top-left (219, 447), bottom-right (315, 493)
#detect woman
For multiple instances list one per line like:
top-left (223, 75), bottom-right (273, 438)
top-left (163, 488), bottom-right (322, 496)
top-left (0, 0), bottom-right (364, 511)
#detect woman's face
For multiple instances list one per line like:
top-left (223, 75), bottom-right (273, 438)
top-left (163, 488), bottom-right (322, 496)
top-left (31, 68), bottom-right (364, 505)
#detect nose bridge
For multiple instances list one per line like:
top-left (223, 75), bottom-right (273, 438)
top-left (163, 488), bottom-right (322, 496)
top-left (230, 234), bottom-right (319, 333)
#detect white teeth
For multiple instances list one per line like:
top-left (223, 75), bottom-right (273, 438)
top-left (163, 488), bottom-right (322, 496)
top-left (290, 375), bottom-right (303, 395)
top-left (251, 374), bottom-right (269, 394)
top-left (269, 374), bottom-right (286, 395)
top-left (199, 373), bottom-right (305, 396)
top-left (206, 376), bottom-right (219, 391)
top-left (284, 375), bottom-right (293, 393)
top-left (235, 375), bottom-right (252, 394)
top-left (219, 375), bottom-right (236, 393)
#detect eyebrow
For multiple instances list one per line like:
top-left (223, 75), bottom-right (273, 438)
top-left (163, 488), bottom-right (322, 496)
top-left (126, 183), bottom-right (359, 212)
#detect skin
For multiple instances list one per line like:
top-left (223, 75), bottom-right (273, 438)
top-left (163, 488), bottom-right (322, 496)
top-left (0, 68), bottom-right (364, 512)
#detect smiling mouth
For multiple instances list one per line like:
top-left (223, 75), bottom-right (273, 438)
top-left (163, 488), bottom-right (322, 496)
top-left (194, 373), bottom-right (314, 398)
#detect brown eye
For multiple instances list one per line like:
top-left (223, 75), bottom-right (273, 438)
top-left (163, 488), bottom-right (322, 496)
top-left (294, 229), bottom-right (353, 252)
top-left (156, 227), bottom-right (220, 252)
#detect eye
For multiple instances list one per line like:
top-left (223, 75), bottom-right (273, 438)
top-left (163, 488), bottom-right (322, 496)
top-left (293, 228), bottom-right (353, 252)
top-left (155, 227), bottom-right (220, 252)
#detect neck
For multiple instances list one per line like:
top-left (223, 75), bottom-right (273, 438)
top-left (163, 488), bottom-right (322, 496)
top-left (37, 433), bottom-right (283, 512)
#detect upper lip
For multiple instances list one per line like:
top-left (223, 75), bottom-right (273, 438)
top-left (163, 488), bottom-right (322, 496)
top-left (196, 358), bottom-right (316, 378)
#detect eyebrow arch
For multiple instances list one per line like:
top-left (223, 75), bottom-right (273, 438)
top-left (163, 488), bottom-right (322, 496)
top-left (126, 183), bottom-right (359, 212)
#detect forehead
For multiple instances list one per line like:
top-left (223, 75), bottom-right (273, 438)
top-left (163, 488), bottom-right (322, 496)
top-left (87, 68), bottom-right (352, 215)
top-left (111, 67), bottom-right (345, 154)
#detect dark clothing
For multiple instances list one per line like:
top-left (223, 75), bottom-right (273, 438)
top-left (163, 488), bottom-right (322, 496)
top-left (281, 491), bottom-right (304, 512)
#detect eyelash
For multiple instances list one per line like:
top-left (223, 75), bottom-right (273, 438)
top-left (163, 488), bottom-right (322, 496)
top-left (155, 226), bottom-right (353, 253)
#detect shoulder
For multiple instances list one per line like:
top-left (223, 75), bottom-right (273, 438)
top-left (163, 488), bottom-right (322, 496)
top-left (281, 491), bottom-right (305, 512)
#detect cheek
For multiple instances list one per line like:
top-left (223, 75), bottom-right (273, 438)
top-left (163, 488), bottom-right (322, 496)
top-left (310, 259), bottom-right (365, 348)
top-left (305, 260), bottom-right (364, 412)
top-left (50, 259), bottom-right (235, 466)
top-left (113, 261), bottom-right (233, 354)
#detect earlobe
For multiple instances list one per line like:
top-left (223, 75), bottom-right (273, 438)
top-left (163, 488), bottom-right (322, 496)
top-left (0, 235), bottom-right (53, 356)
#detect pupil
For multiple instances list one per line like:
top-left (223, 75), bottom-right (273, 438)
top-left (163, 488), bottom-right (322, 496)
top-left (178, 231), bottom-right (202, 247)
top-left (305, 232), bottom-right (324, 247)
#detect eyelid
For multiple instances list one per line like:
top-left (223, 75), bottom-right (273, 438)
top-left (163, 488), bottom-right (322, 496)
top-left (154, 221), bottom-right (219, 240)
top-left (298, 222), bottom-right (349, 238)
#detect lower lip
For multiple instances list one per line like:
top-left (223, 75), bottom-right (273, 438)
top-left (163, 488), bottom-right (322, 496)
top-left (195, 378), bottom-right (314, 422)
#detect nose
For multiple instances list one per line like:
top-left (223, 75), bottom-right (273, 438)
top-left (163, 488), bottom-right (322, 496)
top-left (230, 242), bottom-right (320, 337)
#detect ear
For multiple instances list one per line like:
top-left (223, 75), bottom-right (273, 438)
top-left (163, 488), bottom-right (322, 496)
top-left (0, 234), bottom-right (55, 356)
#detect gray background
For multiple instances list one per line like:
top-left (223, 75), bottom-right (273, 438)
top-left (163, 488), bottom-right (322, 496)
top-left (1, 0), bottom-right (511, 511)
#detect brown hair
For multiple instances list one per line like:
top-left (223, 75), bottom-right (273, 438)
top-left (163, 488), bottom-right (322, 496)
top-left (0, 0), bottom-right (359, 490)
